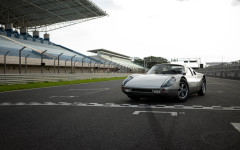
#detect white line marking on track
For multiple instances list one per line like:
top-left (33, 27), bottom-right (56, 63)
top-left (49, 96), bottom-right (79, 98)
top-left (133, 111), bottom-right (180, 116)
top-left (231, 123), bottom-right (240, 132)
top-left (1, 102), bottom-right (240, 111)
top-left (69, 88), bottom-right (109, 91)
top-left (68, 88), bottom-right (110, 95)
top-left (85, 88), bottom-right (110, 95)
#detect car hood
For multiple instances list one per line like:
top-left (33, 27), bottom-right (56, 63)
top-left (125, 74), bottom-right (171, 89)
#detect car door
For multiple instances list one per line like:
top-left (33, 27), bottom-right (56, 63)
top-left (185, 67), bottom-right (198, 93)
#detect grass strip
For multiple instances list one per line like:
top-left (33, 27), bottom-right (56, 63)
top-left (0, 77), bottom-right (126, 92)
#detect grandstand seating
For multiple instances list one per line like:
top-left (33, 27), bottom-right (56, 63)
top-left (100, 55), bottom-right (144, 69)
top-left (0, 30), bottom-right (100, 64)
top-left (91, 55), bottom-right (144, 71)
top-left (1, 28), bottom-right (144, 74)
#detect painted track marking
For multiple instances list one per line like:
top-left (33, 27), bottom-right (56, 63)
top-left (231, 123), bottom-right (240, 132)
top-left (133, 111), bottom-right (180, 116)
top-left (0, 102), bottom-right (240, 111)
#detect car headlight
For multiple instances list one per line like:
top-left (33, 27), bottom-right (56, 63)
top-left (161, 77), bottom-right (176, 87)
top-left (122, 76), bottom-right (133, 86)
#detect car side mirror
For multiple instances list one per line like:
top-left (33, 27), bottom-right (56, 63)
top-left (182, 72), bottom-right (186, 75)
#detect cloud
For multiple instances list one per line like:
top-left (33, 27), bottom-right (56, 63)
top-left (50, 0), bottom-right (240, 62)
top-left (232, 0), bottom-right (240, 6)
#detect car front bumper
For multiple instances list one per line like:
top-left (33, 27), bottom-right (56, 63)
top-left (121, 86), bottom-right (178, 98)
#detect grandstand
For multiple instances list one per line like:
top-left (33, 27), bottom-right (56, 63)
top-left (0, 0), bottom-right (145, 75)
top-left (0, 0), bottom-right (114, 74)
top-left (88, 49), bottom-right (145, 73)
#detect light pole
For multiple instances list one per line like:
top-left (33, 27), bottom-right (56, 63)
top-left (54, 57), bottom-right (57, 74)
top-left (65, 59), bottom-right (68, 74)
top-left (19, 46), bottom-right (26, 74)
top-left (89, 60), bottom-right (92, 73)
top-left (41, 50), bottom-right (47, 74)
top-left (81, 57), bottom-right (86, 73)
top-left (4, 51), bottom-right (9, 74)
top-left (25, 54), bottom-right (30, 74)
top-left (71, 55), bottom-right (76, 74)
top-left (58, 53), bottom-right (63, 74)
top-left (74, 60), bottom-right (77, 73)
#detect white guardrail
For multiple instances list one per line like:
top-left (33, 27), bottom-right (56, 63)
top-left (0, 73), bottom-right (130, 85)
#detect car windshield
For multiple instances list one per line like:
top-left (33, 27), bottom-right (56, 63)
top-left (147, 64), bottom-right (184, 75)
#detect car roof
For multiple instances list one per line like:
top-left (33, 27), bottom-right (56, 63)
top-left (155, 63), bottom-right (184, 67)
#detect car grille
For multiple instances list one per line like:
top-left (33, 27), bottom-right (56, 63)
top-left (131, 89), bottom-right (153, 93)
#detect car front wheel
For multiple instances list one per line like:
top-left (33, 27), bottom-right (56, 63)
top-left (177, 79), bottom-right (189, 102)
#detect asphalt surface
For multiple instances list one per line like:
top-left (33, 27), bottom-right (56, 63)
top-left (0, 77), bottom-right (240, 150)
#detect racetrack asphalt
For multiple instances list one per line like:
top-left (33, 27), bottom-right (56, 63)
top-left (0, 77), bottom-right (240, 150)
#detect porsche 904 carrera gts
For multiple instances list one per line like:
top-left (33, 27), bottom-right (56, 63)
top-left (121, 64), bottom-right (206, 102)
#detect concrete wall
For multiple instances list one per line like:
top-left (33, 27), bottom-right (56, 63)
top-left (197, 62), bottom-right (240, 80)
top-left (0, 56), bottom-right (121, 74)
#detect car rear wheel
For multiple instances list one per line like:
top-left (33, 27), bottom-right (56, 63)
top-left (177, 79), bottom-right (189, 102)
top-left (198, 79), bottom-right (206, 96)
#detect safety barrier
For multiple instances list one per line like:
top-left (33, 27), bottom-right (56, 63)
top-left (0, 73), bottom-right (130, 85)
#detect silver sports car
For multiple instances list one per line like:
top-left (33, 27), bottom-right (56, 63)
top-left (121, 63), bottom-right (206, 102)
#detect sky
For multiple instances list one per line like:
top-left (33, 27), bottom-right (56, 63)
top-left (50, 0), bottom-right (240, 63)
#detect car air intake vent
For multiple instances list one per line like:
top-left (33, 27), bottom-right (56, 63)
top-left (132, 89), bottom-right (152, 92)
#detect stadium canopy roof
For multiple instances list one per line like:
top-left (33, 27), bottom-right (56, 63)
top-left (0, 0), bottom-right (107, 32)
top-left (88, 49), bottom-right (131, 59)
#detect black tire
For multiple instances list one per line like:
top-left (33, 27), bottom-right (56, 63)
top-left (198, 78), bottom-right (206, 96)
top-left (177, 79), bottom-right (189, 102)
top-left (128, 95), bottom-right (139, 100)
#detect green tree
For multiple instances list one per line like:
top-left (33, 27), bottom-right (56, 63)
top-left (133, 58), bottom-right (144, 66)
top-left (133, 56), bottom-right (169, 68)
top-left (144, 56), bottom-right (169, 68)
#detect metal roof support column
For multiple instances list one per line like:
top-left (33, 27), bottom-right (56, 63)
top-left (54, 58), bottom-right (57, 74)
top-left (103, 61), bottom-right (107, 73)
top-left (58, 53), bottom-right (63, 74)
top-left (116, 64), bottom-right (120, 73)
top-left (19, 46), bottom-right (26, 74)
top-left (81, 58), bottom-right (86, 73)
top-left (94, 62), bottom-right (97, 73)
top-left (25, 54), bottom-right (30, 74)
top-left (118, 64), bottom-right (121, 73)
top-left (98, 63), bottom-right (101, 73)
top-left (89, 60), bottom-right (92, 73)
top-left (41, 50), bottom-right (47, 74)
top-left (108, 62), bottom-right (111, 73)
top-left (99, 63), bottom-right (102, 73)
top-left (4, 51), bottom-right (9, 74)
top-left (74, 60), bottom-right (77, 73)
top-left (120, 65), bottom-right (123, 73)
top-left (65, 59), bottom-right (68, 74)
top-left (71, 55), bottom-right (76, 74)
top-left (97, 62), bottom-right (100, 73)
